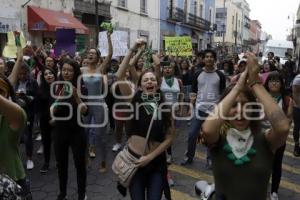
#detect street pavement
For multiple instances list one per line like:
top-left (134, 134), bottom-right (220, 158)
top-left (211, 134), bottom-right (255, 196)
top-left (22, 122), bottom-right (300, 200)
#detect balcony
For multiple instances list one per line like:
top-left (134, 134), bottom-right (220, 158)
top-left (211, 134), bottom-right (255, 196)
top-left (167, 7), bottom-right (210, 31)
top-left (167, 7), bottom-right (186, 23)
top-left (186, 13), bottom-right (210, 31)
top-left (74, 0), bottom-right (111, 18)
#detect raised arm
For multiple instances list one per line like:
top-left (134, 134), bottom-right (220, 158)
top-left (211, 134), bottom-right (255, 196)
top-left (201, 69), bottom-right (248, 144)
top-left (116, 39), bottom-right (146, 98)
top-left (8, 47), bottom-right (23, 86)
top-left (0, 94), bottom-right (25, 131)
top-left (247, 53), bottom-right (290, 152)
top-left (152, 53), bottom-right (162, 81)
top-left (100, 32), bottom-right (113, 74)
top-left (129, 47), bottom-right (145, 84)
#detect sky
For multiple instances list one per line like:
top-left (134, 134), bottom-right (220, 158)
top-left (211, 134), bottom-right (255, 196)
top-left (248, 0), bottom-right (299, 40)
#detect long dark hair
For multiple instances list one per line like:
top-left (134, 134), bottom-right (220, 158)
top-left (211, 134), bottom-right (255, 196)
top-left (59, 58), bottom-right (82, 87)
top-left (218, 84), bottom-right (261, 134)
top-left (39, 67), bottom-right (57, 99)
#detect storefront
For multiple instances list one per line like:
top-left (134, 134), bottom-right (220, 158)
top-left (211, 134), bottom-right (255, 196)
top-left (27, 5), bottom-right (89, 49)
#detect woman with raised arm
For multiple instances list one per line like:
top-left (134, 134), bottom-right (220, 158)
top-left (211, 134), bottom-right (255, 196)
top-left (201, 53), bottom-right (290, 200)
top-left (115, 40), bottom-right (175, 200)
top-left (80, 32), bottom-right (112, 172)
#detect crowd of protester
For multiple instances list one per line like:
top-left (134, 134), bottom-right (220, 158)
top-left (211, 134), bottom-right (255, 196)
top-left (0, 33), bottom-right (300, 200)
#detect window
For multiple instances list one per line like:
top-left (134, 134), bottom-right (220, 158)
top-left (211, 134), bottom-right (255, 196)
top-left (118, 0), bottom-right (127, 8)
top-left (140, 0), bottom-right (147, 14)
top-left (194, 1), bottom-right (197, 16)
top-left (199, 4), bottom-right (203, 18)
top-left (209, 9), bottom-right (212, 23)
top-left (232, 16), bottom-right (234, 25)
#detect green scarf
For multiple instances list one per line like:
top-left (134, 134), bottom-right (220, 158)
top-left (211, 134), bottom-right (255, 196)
top-left (165, 76), bottom-right (174, 88)
top-left (141, 93), bottom-right (159, 115)
top-left (272, 95), bottom-right (282, 103)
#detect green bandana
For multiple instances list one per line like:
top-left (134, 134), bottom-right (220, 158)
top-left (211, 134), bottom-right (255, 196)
top-left (165, 76), bottom-right (174, 88)
top-left (141, 93), bottom-right (160, 115)
top-left (272, 95), bottom-right (282, 103)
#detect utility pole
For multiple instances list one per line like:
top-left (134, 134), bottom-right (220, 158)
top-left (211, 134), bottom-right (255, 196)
top-left (235, 12), bottom-right (238, 52)
top-left (95, 0), bottom-right (99, 47)
top-left (222, 0), bottom-right (226, 51)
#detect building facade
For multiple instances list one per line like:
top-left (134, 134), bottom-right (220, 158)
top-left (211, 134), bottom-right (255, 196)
top-left (233, 0), bottom-right (250, 50)
top-left (214, 0), bottom-right (243, 53)
top-left (110, 0), bottom-right (160, 51)
top-left (0, 0), bottom-right (95, 55)
top-left (74, 0), bottom-right (111, 48)
top-left (249, 19), bottom-right (261, 54)
top-left (160, 0), bottom-right (211, 52)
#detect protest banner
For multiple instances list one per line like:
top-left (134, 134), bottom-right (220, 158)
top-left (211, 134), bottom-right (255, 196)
top-left (164, 36), bottom-right (193, 57)
top-left (55, 29), bottom-right (76, 57)
top-left (98, 31), bottom-right (128, 57)
top-left (3, 31), bottom-right (26, 58)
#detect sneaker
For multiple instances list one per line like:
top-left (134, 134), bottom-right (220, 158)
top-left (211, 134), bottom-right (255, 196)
top-left (167, 172), bottom-right (174, 187)
top-left (99, 161), bottom-right (107, 173)
top-left (40, 163), bottom-right (49, 174)
top-left (112, 143), bottom-right (122, 152)
top-left (89, 147), bottom-right (96, 159)
top-left (35, 134), bottom-right (42, 141)
top-left (166, 154), bottom-right (173, 164)
top-left (26, 160), bottom-right (34, 170)
top-left (180, 157), bottom-right (193, 166)
top-left (37, 145), bottom-right (43, 155)
top-left (270, 192), bottom-right (279, 200)
top-left (294, 145), bottom-right (300, 157)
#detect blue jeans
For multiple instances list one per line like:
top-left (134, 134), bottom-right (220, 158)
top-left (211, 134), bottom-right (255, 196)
top-left (186, 110), bottom-right (208, 161)
top-left (129, 168), bottom-right (164, 200)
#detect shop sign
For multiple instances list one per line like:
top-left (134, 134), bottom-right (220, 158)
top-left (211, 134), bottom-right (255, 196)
top-left (32, 21), bottom-right (46, 30)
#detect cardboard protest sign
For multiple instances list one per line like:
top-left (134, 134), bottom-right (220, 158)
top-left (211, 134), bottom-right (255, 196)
top-left (2, 31), bottom-right (26, 58)
top-left (164, 36), bottom-right (193, 57)
top-left (54, 29), bottom-right (76, 57)
top-left (98, 31), bottom-right (128, 57)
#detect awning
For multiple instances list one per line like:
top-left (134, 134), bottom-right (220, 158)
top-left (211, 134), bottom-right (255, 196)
top-left (27, 6), bottom-right (89, 34)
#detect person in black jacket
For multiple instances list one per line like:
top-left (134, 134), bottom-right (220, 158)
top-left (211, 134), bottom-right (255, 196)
top-left (37, 67), bottom-right (56, 173)
top-left (15, 63), bottom-right (38, 170)
top-left (51, 59), bottom-right (88, 200)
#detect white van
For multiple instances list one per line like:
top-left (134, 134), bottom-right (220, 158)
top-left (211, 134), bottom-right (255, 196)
top-left (262, 40), bottom-right (294, 64)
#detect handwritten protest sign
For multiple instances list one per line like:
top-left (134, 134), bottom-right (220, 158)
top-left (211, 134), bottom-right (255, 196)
top-left (164, 36), bottom-right (193, 57)
top-left (3, 31), bottom-right (26, 58)
top-left (55, 29), bottom-right (76, 57)
top-left (98, 31), bottom-right (128, 57)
